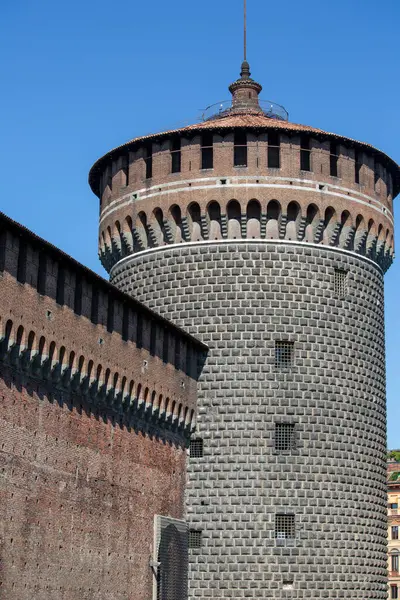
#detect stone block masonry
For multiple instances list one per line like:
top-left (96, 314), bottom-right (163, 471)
top-left (112, 241), bottom-right (388, 600)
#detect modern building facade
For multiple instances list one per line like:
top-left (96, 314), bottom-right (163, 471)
top-left (89, 60), bottom-right (400, 599)
top-left (388, 459), bottom-right (400, 600)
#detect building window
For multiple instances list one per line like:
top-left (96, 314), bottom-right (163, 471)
top-left (106, 296), bottom-right (114, 332)
top-left (189, 530), bottom-right (202, 549)
top-left (275, 514), bottom-right (295, 540)
top-left (330, 142), bottom-right (338, 177)
top-left (275, 423), bottom-right (296, 451)
top-left (56, 264), bottom-right (65, 305)
top-left (391, 503), bottom-right (399, 509)
top-left (334, 268), bottom-right (348, 298)
top-left (150, 320), bottom-right (157, 356)
top-left (268, 131), bottom-right (280, 168)
top-left (300, 135), bottom-right (311, 171)
top-left (392, 554), bottom-right (399, 572)
top-left (392, 526), bottom-right (399, 540)
top-left (234, 131), bottom-right (247, 167)
top-left (174, 336), bottom-right (181, 370)
top-left (190, 439), bottom-right (203, 458)
top-left (74, 275), bottom-right (83, 316)
top-left (145, 144), bottom-right (152, 179)
top-left (392, 585), bottom-right (399, 600)
top-left (17, 239), bottom-right (27, 284)
top-left (201, 133), bottom-right (213, 169)
top-left (171, 137), bottom-right (181, 173)
top-left (37, 251), bottom-right (47, 295)
top-left (163, 328), bottom-right (169, 363)
top-left (355, 150), bottom-right (361, 184)
top-left (275, 341), bottom-right (294, 369)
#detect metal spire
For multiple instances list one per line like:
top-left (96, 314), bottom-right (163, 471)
top-left (244, 0), bottom-right (247, 62)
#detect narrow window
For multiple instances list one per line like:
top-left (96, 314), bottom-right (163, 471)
top-left (190, 439), bottom-right (204, 458)
top-left (106, 296), bottom-right (114, 332)
top-left (189, 530), bottom-right (202, 549)
top-left (17, 239), bottom-right (27, 283)
top-left (145, 144), bottom-right (152, 179)
top-left (391, 503), bottom-right (399, 510)
top-left (37, 251), bottom-right (47, 295)
top-left (171, 137), bottom-right (181, 173)
top-left (201, 133), bottom-right (213, 169)
top-left (268, 131), bottom-right (280, 168)
top-left (275, 514), bottom-right (295, 540)
top-left (136, 312), bottom-right (143, 348)
top-left (74, 274), bottom-right (83, 315)
top-left (392, 585), bottom-right (399, 600)
top-left (56, 264), bottom-right (65, 305)
top-left (275, 341), bottom-right (294, 369)
top-left (392, 526), bottom-right (399, 540)
top-left (234, 131), bottom-right (247, 167)
top-left (150, 320), bottom-right (157, 356)
top-left (185, 343), bottom-right (192, 376)
top-left (125, 153), bottom-right (130, 186)
top-left (330, 142), bottom-right (338, 177)
top-left (392, 554), bottom-right (399, 572)
top-left (275, 423), bottom-right (296, 451)
top-left (174, 336), bottom-right (181, 370)
top-left (300, 135), bottom-right (311, 171)
top-left (374, 161), bottom-right (380, 190)
top-left (355, 150), bottom-right (361, 184)
top-left (122, 304), bottom-right (129, 341)
top-left (91, 287), bottom-right (99, 324)
top-left (334, 268), bottom-right (348, 298)
top-left (163, 328), bottom-right (169, 363)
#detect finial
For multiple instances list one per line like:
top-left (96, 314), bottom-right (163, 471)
top-left (244, 0), bottom-right (247, 62)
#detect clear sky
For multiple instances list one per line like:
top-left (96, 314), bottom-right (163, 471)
top-left (1, 0), bottom-right (399, 446)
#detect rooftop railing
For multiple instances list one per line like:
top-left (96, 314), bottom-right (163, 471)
top-left (201, 99), bottom-right (289, 122)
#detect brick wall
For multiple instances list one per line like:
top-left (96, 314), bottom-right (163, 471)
top-left (0, 363), bottom-right (185, 600)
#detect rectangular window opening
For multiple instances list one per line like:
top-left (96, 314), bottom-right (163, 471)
top-left (189, 530), bottom-right (202, 549)
top-left (37, 251), bottom-right (47, 295)
top-left (275, 514), bottom-right (295, 540)
top-left (355, 150), bottom-right (361, 184)
top-left (162, 328), bottom-right (169, 364)
top-left (275, 341), bottom-right (294, 369)
top-left (106, 297), bottom-right (114, 333)
top-left (122, 304), bottom-right (129, 341)
top-left (392, 554), bottom-right (399, 573)
top-left (234, 131), bottom-right (247, 167)
top-left (201, 133), bottom-right (214, 169)
top-left (56, 264), bottom-right (65, 305)
top-left (275, 423), bottom-right (296, 451)
top-left (150, 320), bottom-right (157, 356)
top-left (74, 275), bottom-right (83, 316)
top-left (145, 144), bottom-right (153, 179)
top-left (334, 268), bottom-right (348, 298)
top-left (300, 136), bottom-right (311, 172)
top-left (268, 131), bottom-right (280, 169)
top-left (190, 439), bottom-right (203, 458)
top-left (330, 142), bottom-right (338, 177)
top-left (392, 585), bottom-right (399, 600)
top-left (17, 239), bottom-right (27, 284)
top-left (91, 287), bottom-right (99, 324)
top-left (392, 526), bottom-right (399, 540)
top-left (171, 137), bottom-right (181, 173)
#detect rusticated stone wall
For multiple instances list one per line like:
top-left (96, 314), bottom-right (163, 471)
top-left (111, 241), bottom-right (388, 600)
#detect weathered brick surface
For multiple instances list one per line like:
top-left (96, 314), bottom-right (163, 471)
top-left (0, 364), bottom-right (185, 600)
top-left (112, 241), bottom-right (388, 600)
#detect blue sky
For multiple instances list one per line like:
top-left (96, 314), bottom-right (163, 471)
top-left (1, 0), bottom-right (399, 446)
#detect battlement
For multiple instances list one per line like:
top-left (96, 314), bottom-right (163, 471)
top-left (0, 212), bottom-right (207, 440)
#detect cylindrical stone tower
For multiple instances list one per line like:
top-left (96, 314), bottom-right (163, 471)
top-left (89, 62), bottom-right (400, 599)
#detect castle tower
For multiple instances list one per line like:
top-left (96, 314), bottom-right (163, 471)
top-left (89, 53), bottom-right (399, 598)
